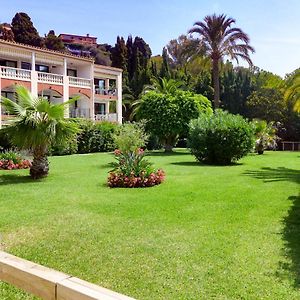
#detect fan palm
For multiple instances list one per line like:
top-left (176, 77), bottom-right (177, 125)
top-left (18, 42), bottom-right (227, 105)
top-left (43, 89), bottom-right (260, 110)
top-left (188, 14), bottom-right (254, 108)
top-left (1, 86), bottom-right (78, 179)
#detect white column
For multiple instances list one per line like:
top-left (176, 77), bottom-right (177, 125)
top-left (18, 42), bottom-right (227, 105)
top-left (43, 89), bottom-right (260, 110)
top-left (105, 78), bottom-right (110, 91)
top-left (90, 64), bottom-right (95, 120)
top-left (31, 52), bottom-right (38, 97)
top-left (63, 58), bottom-right (69, 118)
top-left (116, 73), bottom-right (122, 124)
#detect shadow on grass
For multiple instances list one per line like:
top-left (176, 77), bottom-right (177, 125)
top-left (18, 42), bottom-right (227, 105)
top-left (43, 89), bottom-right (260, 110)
top-left (146, 150), bottom-right (190, 157)
top-left (278, 195), bottom-right (300, 287)
top-left (0, 174), bottom-right (37, 186)
top-left (244, 167), bottom-right (300, 184)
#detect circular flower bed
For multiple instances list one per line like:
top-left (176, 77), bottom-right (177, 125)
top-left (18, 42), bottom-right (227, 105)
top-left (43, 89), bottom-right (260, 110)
top-left (108, 169), bottom-right (165, 188)
top-left (108, 148), bottom-right (165, 188)
top-left (0, 151), bottom-right (31, 170)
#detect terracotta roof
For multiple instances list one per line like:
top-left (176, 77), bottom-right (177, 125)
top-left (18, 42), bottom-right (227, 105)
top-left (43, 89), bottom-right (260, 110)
top-left (0, 39), bottom-right (94, 62)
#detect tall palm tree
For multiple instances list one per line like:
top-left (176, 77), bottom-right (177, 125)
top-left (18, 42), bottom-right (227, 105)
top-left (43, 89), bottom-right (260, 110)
top-left (188, 14), bottom-right (254, 108)
top-left (1, 86), bottom-right (78, 179)
top-left (284, 71), bottom-right (300, 112)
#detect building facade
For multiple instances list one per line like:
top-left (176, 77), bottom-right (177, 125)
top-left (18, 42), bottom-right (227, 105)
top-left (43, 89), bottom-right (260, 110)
top-left (58, 33), bottom-right (97, 46)
top-left (0, 40), bottom-right (122, 128)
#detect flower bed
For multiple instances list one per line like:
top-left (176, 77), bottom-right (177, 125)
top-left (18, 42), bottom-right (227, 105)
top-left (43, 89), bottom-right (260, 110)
top-left (108, 148), bottom-right (165, 188)
top-left (0, 151), bottom-right (31, 170)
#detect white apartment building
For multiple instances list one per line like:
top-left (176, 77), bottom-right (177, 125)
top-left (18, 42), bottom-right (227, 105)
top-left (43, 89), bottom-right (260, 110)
top-left (0, 39), bottom-right (122, 128)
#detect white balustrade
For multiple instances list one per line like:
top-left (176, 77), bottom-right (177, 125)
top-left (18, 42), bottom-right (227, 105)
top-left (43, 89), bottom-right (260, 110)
top-left (95, 113), bottom-right (117, 122)
top-left (69, 76), bottom-right (91, 87)
top-left (0, 66), bottom-right (31, 81)
top-left (37, 72), bottom-right (63, 84)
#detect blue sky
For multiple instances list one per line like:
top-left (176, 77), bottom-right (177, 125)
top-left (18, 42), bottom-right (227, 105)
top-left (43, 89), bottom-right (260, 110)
top-left (1, 0), bottom-right (299, 77)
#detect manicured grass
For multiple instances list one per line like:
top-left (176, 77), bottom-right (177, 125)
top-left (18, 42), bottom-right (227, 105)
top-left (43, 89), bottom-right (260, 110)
top-left (0, 150), bottom-right (299, 299)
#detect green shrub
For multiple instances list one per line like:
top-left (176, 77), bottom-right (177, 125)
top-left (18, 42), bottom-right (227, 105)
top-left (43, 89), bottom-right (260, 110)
top-left (138, 90), bottom-right (212, 152)
top-left (77, 119), bottom-right (118, 153)
top-left (50, 135), bottom-right (78, 155)
top-left (0, 129), bottom-right (12, 152)
top-left (188, 110), bottom-right (255, 165)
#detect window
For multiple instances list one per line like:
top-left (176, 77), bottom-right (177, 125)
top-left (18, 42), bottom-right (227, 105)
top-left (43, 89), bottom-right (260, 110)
top-left (21, 62), bottom-right (31, 70)
top-left (0, 60), bottom-right (17, 68)
top-left (35, 64), bottom-right (49, 73)
top-left (94, 103), bottom-right (106, 115)
top-left (67, 69), bottom-right (77, 77)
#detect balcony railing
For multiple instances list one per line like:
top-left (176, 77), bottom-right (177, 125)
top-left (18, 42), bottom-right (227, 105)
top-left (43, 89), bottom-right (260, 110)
top-left (0, 67), bottom-right (91, 88)
top-left (95, 113), bottom-right (117, 122)
top-left (69, 76), bottom-right (91, 87)
top-left (69, 108), bottom-right (90, 119)
top-left (95, 87), bottom-right (117, 96)
top-left (37, 72), bottom-right (63, 84)
top-left (0, 66), bottom-right (31, 81)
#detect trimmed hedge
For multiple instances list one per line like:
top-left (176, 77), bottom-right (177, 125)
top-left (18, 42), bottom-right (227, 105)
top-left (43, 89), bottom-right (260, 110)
top-left (188, 110), bottom-right (255, 165)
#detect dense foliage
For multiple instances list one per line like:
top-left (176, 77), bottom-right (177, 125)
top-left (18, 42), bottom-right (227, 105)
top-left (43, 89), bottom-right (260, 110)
top-left (188, 110), bottom-right (255, 165)
top-left (108, 123), bottom-right (165, 188)
top-left (138, 90), bottom-right (212, 151)
top-left (50, 120), bottom-right (118, 155)
top-left (11, 12), bottom-right (43, 47)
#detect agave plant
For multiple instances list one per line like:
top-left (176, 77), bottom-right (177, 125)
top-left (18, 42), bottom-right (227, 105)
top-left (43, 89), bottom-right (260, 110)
top-left (1, 86), bottom-right (78, 179)
top-left (253, 119), bottom-right (278, 155)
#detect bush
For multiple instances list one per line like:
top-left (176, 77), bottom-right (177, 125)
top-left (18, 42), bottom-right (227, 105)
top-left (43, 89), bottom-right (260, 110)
top-left (138, 90), bottom-right (212, 152)
top-left (188, 110), bottom-right (255, 165)
top-left (77, 119), bottom-right (118, 153)
top-left (108, 123), bottom-right (165, 188)
top-left (0, 150), bottom-right (31, 170)
top-left (0, 129), bottom-right (12, 152)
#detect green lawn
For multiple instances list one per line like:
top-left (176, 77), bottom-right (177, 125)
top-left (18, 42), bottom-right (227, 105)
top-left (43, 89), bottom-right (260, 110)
top-left (0, 150), bottom-right (299, 299)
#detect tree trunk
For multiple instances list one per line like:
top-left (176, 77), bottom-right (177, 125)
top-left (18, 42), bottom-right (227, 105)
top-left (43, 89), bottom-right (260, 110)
top-left (212, 58), bottom-right (220, 109)
top-left (30, 146), bottom-right (49, 179)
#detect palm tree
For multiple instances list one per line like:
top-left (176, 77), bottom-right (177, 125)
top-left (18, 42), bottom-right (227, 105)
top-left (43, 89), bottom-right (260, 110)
top-left (130, 77), bottom-right (184, 119)
top-left (284, 71), bottom-right (300, 112)
top-left (1, 86), bottom-right (78, 179)
top-left (188, 14), bottom-right (254, 108)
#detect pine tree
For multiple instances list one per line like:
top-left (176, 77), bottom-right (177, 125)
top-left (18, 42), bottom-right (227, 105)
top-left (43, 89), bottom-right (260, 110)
top-left (11, 12), bottom-right (43, 47)
top-left (44, 30), bottom-right (65, 51)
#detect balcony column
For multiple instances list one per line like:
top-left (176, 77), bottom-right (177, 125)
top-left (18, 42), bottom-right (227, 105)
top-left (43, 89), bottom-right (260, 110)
top-left (90, 64), bottom-right (95, 120)
top-left (31, 52), bottom-right (38, 97)
top-left (116, 73), bottom-right (122, 124)
top-left (63, 58), bottom-right (69, 118)
top-left (105, 78), bottom-right (110, 91)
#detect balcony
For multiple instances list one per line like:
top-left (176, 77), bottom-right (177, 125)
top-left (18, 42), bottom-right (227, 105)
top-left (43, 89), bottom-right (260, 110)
top-left (0, 66), bottom-right (31, 81)
top-left (95, 113), bottom-right (117, 122)
top-left (0, 66), bottom-right (91, 88)
top-left (69, 108), bottom-right (91, 119)
top-left (37, 72), bottom-right (63, 85)
top-left (69, 76), bottom-right (91, 88)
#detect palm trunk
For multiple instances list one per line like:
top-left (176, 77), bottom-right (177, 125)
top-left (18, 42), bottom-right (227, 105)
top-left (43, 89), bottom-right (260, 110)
top-left (212, 59), bottom-right (220, 109)
top-left (30, 146), bottom-right (49, 179)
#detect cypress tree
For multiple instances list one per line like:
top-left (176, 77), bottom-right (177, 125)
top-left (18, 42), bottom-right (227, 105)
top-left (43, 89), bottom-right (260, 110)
top-left (11, 12), bottom-right (43, 47)
top-left (160, 47), bottom-right (171, 79)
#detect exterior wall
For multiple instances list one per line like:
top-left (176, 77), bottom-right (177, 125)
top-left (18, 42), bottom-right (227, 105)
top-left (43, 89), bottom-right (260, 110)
top-left (0, 40), bottom-right (122, 127)
top-left (59, 34), bottom-right (97, 46)
top-left (1, 79), bottom-right (31, 90)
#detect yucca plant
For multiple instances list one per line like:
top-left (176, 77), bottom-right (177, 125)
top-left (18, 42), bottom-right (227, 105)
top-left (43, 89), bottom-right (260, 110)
top-left (1, 86), bottom-right (78, 179)
top-left (253, 119), bottom-right (278, 155)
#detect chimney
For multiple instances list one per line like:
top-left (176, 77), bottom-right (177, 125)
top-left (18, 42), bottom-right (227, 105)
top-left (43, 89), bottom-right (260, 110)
top-left (87, 34), bottom-right (90, 37)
